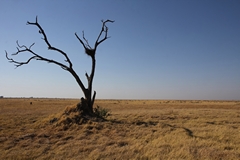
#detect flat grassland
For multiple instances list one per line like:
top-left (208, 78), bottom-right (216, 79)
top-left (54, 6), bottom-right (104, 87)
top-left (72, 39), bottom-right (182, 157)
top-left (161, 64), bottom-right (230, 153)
top-left (0, 98), bottom-right (240, 159)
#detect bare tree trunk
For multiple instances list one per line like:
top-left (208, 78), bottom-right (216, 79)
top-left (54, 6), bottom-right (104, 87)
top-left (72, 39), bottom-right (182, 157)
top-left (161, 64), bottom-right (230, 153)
top-left (83, 54), bottom-right (96, 115)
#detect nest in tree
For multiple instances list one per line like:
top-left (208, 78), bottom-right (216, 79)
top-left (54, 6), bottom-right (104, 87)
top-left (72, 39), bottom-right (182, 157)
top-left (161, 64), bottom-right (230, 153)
top-left (85, 48), bottom-right (95, 57)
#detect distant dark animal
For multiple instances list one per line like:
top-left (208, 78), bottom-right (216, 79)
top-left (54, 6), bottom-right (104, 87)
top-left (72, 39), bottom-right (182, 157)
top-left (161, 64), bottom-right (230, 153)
top-left (30, 102), bottom-right (32, 105)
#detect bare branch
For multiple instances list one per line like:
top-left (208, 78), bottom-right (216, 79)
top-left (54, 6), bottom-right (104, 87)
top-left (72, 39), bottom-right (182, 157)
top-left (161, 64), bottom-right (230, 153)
top-left (85, 72), bottom-right (91, 83)
top-left (29, 42), bottom-right (35, 49)
top-left (75, 32), bottom-right (87, 49)
top-left (7, 17), bottom-right (88, 94)
top-left (94, 19), bottom-right (114, 49)
top-left (75, 32), bottom-right (96, 57)
top-left (91, 90), bottom-right (96, 107)
top-left (6, 41), bottom-right (70, 70)
top-left (6, 50), bottom-right (37, 68)
top-left (75, 19), bottom-right (114, 58)
top-left (82, 31), bottom-right (92, 49)
top-left (26, 16), bottom-right (73, 68)
top-left (36, 16), bottom-right (38, 23)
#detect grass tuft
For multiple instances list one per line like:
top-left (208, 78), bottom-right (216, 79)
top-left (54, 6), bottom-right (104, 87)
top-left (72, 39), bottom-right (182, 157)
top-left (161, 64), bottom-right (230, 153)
top-left (94, 105), bottom-right (111, 118)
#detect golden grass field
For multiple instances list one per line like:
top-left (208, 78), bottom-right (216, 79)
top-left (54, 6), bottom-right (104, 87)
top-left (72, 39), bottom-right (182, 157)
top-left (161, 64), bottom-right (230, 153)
top-left (0, 98), bottom-right (240, 159)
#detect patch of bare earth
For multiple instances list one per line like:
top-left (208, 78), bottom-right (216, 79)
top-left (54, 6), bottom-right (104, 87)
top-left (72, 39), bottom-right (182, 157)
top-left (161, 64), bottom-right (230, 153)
top-left (0, 99), bottom-right (240, 159)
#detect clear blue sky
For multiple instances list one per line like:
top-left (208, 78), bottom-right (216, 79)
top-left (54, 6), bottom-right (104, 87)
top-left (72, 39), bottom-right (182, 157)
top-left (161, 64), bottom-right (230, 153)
top-left (1, 0), bottom-right (240, 100)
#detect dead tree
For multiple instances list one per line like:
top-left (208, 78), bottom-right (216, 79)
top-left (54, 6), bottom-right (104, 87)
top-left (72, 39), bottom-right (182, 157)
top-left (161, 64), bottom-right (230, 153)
top-left (5, 16), bottom-right (114, 116)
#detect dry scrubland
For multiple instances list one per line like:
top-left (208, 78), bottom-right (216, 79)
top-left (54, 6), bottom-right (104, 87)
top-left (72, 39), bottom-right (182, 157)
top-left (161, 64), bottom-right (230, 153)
top-left (0, 98), bottom-right (240, 159)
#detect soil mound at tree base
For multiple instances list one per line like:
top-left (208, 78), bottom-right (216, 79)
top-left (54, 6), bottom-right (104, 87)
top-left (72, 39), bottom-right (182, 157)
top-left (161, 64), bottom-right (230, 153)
top-left (48, 103), bottom-right (105, 129)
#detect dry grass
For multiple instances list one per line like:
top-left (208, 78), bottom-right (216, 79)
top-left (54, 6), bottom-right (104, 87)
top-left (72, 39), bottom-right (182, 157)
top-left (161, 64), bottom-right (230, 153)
top-left (0, 98), bottom-right (240, 159)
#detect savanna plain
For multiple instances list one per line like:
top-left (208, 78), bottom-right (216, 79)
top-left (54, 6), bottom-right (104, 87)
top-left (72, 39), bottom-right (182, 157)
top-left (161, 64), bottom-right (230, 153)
top-left (0, 98), bottom-right (240, 160)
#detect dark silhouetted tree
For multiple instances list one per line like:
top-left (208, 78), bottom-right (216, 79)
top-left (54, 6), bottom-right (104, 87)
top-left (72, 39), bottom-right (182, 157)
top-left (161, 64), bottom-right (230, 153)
top-left (5, 16), bottom-right (114, 116)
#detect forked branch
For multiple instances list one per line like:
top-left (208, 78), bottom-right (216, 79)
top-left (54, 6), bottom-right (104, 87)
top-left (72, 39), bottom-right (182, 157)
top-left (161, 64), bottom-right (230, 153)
top-left (6, 16), bottom-right (86, 92)
top-left (27, 16), bottom-right (73, 68)
top-left (95, 19), bottom-right (115, 48)
top-left (75, 19), bottom-right (114, 56)
top-left (6, 40), bottom-right (69, 70)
